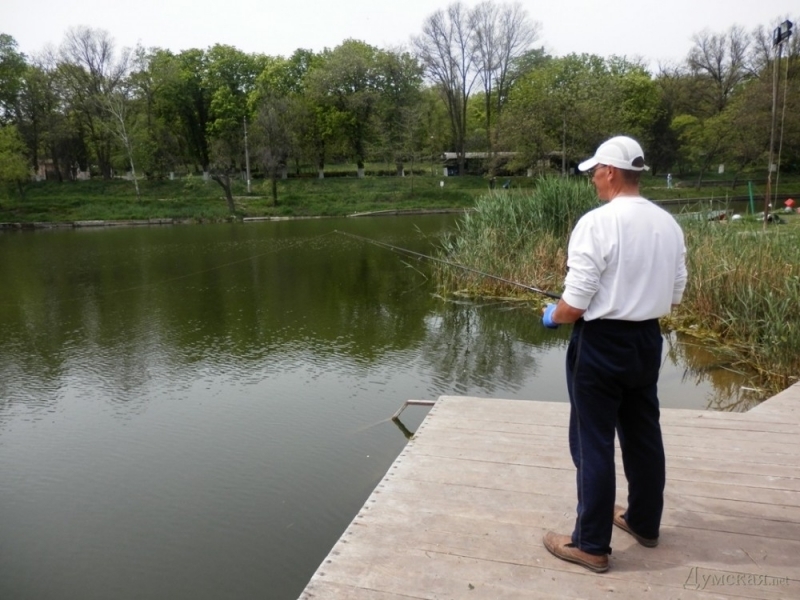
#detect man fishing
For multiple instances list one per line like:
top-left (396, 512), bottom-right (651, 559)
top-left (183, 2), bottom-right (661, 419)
top-left (540, 135), bottom-right (687, 573)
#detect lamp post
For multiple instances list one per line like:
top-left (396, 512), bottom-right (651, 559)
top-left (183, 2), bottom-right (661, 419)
top-left (430, 136), bottom-right (435, 176)
top-left (765, 20), bottom-right (793, 224)
top-left (244, 116), bottom-right (252, 194)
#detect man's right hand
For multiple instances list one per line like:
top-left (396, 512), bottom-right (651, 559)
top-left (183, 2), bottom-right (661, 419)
top-left (542, 304), bottom-right (559, 329)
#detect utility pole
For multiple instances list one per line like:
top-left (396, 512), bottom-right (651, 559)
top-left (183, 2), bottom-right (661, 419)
top-left (765, 20), bottom-right (793, 225)
top-left (561, 111), bottom-right (567, 177)
top-left (244, 116), bottom-right (252, 194)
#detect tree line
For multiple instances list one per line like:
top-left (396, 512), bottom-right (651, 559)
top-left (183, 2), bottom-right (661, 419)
top-left (0, 2), bottom-right (798, 207)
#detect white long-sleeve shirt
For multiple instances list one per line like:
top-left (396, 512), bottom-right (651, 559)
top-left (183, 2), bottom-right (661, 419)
top-left (561, 195), bottom-right (687, 322)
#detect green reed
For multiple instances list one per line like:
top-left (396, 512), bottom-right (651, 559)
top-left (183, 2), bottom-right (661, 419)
top-left (437, 179), bottom-right (800, 397)
top-left (436, 176), bottom-right (598, 297)
top-left (671, 217), bottom-right (800, 392)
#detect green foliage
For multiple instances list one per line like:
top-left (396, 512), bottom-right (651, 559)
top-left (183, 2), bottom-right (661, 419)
top-left (670, 216), bottom-right (800, 393)
top-left (672, 112), bottom-right (731, 179)
top-left (502, 53), bottom-right (663, 173)
top-left (0, 125), bottom-right (29, 196)
top-left (206, 44), bottom-right (261, 140)
top-left (437, 177), bottom-right (800, 395)
top-left (438, 176), bottom-right (599, 296)
top-left (307, 40), bottom-right (383, 170)
top-left (4, 11), bottom-right (800, 209)
top-left (0, 34), bottom-right (27, 124)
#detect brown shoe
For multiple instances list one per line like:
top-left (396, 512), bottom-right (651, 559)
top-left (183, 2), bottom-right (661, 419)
top-left (613, 505), bottom-right (658, 547)
top-left (542, 531), bottom-right (609, 573)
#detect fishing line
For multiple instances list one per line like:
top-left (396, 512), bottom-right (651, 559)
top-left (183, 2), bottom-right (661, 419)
top-left (333, 230), bottom-right (561, 300)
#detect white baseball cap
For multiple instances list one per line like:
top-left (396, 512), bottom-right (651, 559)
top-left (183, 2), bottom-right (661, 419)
top-left (578, 136), bottom-right (650, 172)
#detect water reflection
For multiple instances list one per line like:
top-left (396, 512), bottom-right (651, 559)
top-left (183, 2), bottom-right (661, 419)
top-left (0, 216), bottom-right (759, 600)
top-left (0, 219), bottom-right (756, 417)
top-left (664, 332), bottom-right (763, 412)
top-left (422, 299), bottom-right (553, 397)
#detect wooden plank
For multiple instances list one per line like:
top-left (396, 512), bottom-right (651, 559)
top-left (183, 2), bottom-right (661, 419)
top-left (410, 441), bottom-right (800, 491)
top-left (328, 515), bottom-right (800, 582)
top-left (386, 452), bottom-right (800, 511)
top-left (433, 406), bottom-right (796, 445)
top-left (305, 535), bottom-right (796, 600)
top-left (376, 479), bottom-right (800, 542)
top-left (405, 434), bottom-right (800, 481)
top-left (748, 382), bottom-right (800, 417)
top-left (299, 390), bottom-right (800, 600)
top-left (416, 411), bottom-right (800, 454)
top-left (412, 419), bottom-right (800, 467)
top-left (432, 396), bottom-right (797, 430)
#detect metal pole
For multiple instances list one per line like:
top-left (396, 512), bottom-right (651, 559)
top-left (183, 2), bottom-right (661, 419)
top-left (765, 41), bottom-right (782, 226)
top-left (765, 20), bottom-right (793, 222)
top-left (244, 116), bottom-right (251, 194)
top-left (561, 111), bottom-right (567, 176)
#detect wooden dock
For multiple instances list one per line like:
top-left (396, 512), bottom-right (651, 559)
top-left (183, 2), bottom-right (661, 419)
top-left (300, 384), bottom-right (800, 599)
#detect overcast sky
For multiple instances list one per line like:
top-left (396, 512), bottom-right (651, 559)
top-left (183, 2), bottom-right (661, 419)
top-left (4, 0), bottom-right (798, 70)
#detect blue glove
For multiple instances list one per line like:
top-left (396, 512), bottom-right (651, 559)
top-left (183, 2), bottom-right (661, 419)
top-left (542, 303), bottom-right (559, 329)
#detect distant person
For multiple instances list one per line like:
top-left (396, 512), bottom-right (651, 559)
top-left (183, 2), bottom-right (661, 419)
top-left (540, 136), bottom-right (687, 573)
top-left (667, 173), bottom-right (673, 189)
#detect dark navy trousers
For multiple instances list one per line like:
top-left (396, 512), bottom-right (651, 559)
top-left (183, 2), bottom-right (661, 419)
top-left (566, 318), bottom-right (666, 555)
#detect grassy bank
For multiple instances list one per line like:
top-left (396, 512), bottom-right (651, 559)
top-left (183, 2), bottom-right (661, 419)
top-left (1, 174), bottom-right (485, 223)
top-left (2, 168), bottom-right (798, 223)
top-left (436, 177), bottom-right (800, 399)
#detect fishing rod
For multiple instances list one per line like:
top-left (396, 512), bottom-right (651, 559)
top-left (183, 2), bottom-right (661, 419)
top-left (334, 230), bottom-right (561, 300)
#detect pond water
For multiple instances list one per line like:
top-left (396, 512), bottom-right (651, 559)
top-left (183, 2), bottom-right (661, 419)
top-left (0, 216), bottom-right (755, 600)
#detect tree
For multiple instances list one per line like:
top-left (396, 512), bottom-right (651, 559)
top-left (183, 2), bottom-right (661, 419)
top-left (128, 46), bottom-right (182, 178)
top-left (58, 26), bottom-right (130, 178)
top-left (687, 26), bottom-right (753, 115)
top-left (204, 44), bottom-right (263, 209)
top-left (605, 60), bottom-right (665, 173)
top-left (15, 52), bottom-right (88, 181)
top-left (307, 40), bottom-right (383, 177)
top-left (501, 54), bottom-right (556, 173)
top-left (470, 1), bottom-right (540, 155)
top-left (671, 112), bottom-right (731, 183)
top-left (253, 93), bottom-right (293, 204)
top-left (250, 54), bottom-right (297, 201)
top-left (414, 2), bottom-right (479, 175)
top-left (0, 34), bottom-right (27, 125)
top-left (262, 48), bottom-right (345, 179)
top-left (373, 48), bottom-right (424, 175)
top-left (104, 85), bottom-right (141, 199)
top-left (0, 125), bottom-right (30, 198)
top-left (505, 54), bottom-right (610, 174)
top-left (252, 50), bottom-right (322, 178)
top-left (651, 64), bottom-right (698, 174)
top-left (13, 61), bottom-right (48, 174)
top-left (502, 54), bottom-right (662, 174)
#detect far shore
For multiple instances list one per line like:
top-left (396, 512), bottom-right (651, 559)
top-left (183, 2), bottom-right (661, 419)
top-left (1, 174), bottom-right (796, 227)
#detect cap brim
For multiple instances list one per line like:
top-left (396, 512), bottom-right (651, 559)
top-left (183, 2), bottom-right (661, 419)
top-left (578, 157), bottom-right (598, 172)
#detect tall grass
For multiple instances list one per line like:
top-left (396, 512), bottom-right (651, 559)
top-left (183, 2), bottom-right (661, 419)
top-left (670, 217), bottom-right (800, 392)
top-left (437, 178), bottom-right (800, 397)
top-left (436, 176), bottom-right (598, 297)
